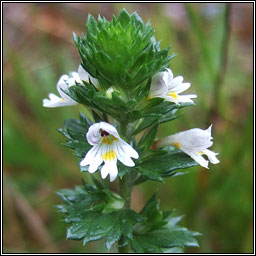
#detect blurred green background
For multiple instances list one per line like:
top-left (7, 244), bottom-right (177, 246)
top-left (3, 3), bottom-right (253, 253)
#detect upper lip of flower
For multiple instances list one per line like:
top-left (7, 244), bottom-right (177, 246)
top-left (80, 122), bottom-right (139, 182)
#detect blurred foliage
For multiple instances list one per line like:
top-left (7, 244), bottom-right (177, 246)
top-left (3, 2), bottom-right (253, 253)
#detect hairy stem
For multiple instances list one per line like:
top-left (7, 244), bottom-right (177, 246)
top-left (119, 172), bottom-right (133, 208)
top-left (118, 173), bottom-right (133, 253)
top-left (118, 120), bottom-right (133, 253)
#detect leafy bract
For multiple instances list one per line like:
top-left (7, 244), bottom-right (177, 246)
top-left (131, 194), bottom-right (200, 253)
top-left (74, 9), bottom-right (174, 97)
top-left (57, 183), bottom-right (200, 253)
top-left (57, 112), bottom-right (91, 158)
top-left (57, 178), bottom-right (143, 250)
top-left (135, 147), bottom-right (198, 184)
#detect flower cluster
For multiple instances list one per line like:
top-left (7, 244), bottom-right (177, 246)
top-left (51, 11), bottom-right (217, 252)
top-left (43, 65), bottom-right (219, 181)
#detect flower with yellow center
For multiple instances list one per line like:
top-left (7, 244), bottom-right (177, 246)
top-left (43, 65), bottom-right (98, 108)
top-left (148, 68), bottom-right (197, 104)
top-left (80, 122), bottom-right (139, 182)
top-left (155, 125), bottom-right (220, 169)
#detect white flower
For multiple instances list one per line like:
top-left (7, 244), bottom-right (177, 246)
top-left (43, 65), bottom-right (99, 108)
top-left (80, 122), bottom-right (139, 182)
top-left (155, 125), bottom-right (220, 169)
top-left (78, 65), bottom-right (99, 89)
top-left (43, 72), bottom-right (79, 108)
top-left (148, 68), bottom-right (197, 104)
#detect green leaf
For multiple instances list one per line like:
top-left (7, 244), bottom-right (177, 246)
top-left (139, 193), bottom-right (158, 217)
top-left (144, 227), bottom-right (200, 248)
top-left (58, 113), bottom-right (92, 159)
top-left (117, 164), bottom-right (130, 179)
top-left (67, 84), bottom-right (94, 107)
top-left (105, 220), bottom-right (122, 250)
top-left (67, 84), bottom-right (132, 121)
top-left (57, 181), bottom-right (143, 250)
top-left (79, 112), bottom-right (93, 127)
top-left (133, 193), bottom-right (166, 234)
top-left (143, 101), bottom-right (194, 117)
top-left (138, 125), bottom-right (158, 150)
top-left (138, 149), bottom-right (167, 163)
top-left (58, 184), bottom-right (200, 252)
top-left (130, 194), bottom-right (200, 253)
top-left (130, 235), bottom-right (163, 253)
top-left (67, 211), bottom-right (100, 240)
top-left (91, 176), bottom-right (104, 190)
top-left (83, 212), bottom-right (120, 245)
top-left (129, 103), bottom-right (194, 137)
top-left (120, 213), bottom-right (134, 239)
top-left (132, 117), bottom-right (157, 136)
top-left (136, 148), bottom-right (198, 180)
top-left (117, 9), bottom-right (131, 27)
top-left (73, 32), bottom-right (80, 47)
top-left (131, 225), bottom-right (199, 253)
top-left (162, 247), bottom-right (183, 253)
top-left (86, 14), bottom-right (98, 35)
top-left (158, 109), bottom-right (178, 124)
top-left (91, 109), bottom-right (103, 122)
top-left (137, 166), bottom-right (164, 183)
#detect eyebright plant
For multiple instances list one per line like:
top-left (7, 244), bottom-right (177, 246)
top-left (43, 9), bottom-right (220, 253)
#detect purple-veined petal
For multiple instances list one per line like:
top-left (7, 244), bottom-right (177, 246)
top-left (80, 144), bottom-right (101, 166)
top-left (86, 123), bottom-right (102, 145)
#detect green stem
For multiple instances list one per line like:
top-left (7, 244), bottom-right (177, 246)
top-left (118, 173), bottom-right (133, 253)
top-left (119, 172), bottom-right (133, 208)
top-left (120, 118), bottom-right (129, 140)
top-left (118, 120), bottom-right (133, 253)
top-left (119, 119), bottom-right (133, 209)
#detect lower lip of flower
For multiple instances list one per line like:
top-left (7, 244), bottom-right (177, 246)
top-left (169, 91), bottom-right (178, 100)
top-left (101, 149), bottom-right (117, 161)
